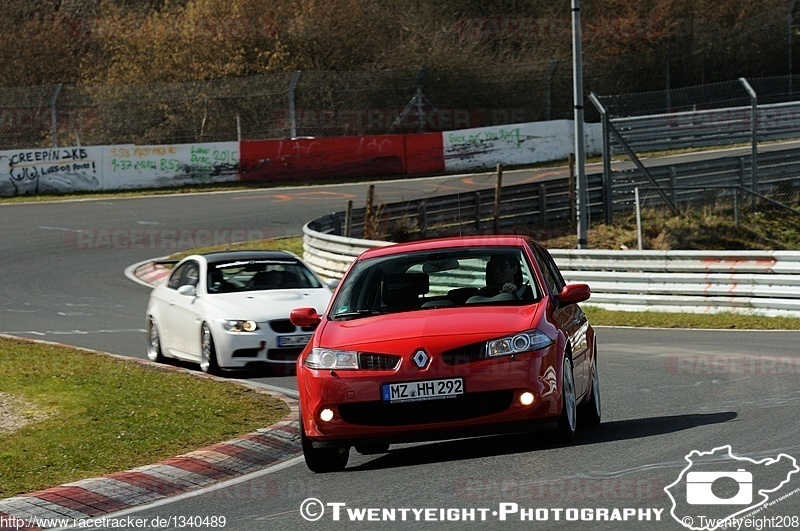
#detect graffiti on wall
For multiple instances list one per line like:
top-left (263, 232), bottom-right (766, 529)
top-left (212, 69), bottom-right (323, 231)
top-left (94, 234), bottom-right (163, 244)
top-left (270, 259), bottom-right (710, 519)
top-left (0, 142), bottom-right (241, 196)
top-left (104, 142), bottom-right (239, 189)
top-left (0, 147), bottom-right (101, 196)
top-left (442, 120), bottom-right (602, 172)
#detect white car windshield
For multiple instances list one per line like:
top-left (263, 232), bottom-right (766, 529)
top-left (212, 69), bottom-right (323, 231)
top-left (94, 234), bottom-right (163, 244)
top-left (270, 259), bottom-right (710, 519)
top-left (330, 247), bottom-right (540, 319)
top-left (207, 258), bottom-right (322, 294)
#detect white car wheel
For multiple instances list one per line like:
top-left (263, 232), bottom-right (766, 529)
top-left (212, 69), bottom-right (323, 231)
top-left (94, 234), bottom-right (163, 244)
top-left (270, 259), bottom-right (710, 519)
top-left (147, 317), bottom-right (165, 363)
top-left (200, 323), bottom-right (220, 375)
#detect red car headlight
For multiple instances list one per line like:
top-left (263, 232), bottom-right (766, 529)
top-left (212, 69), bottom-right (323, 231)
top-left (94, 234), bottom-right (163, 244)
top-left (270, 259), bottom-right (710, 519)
top-left (486, 330), bottom-right (553, 357)
top-left (305, 348), bottom-right (360, 369)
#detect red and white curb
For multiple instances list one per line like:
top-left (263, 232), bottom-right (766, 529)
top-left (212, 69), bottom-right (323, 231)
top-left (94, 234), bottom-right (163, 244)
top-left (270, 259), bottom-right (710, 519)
top-left (0, 406), bottom-right (300, 530)
top-left (124, 259), bottom-right (172, 289)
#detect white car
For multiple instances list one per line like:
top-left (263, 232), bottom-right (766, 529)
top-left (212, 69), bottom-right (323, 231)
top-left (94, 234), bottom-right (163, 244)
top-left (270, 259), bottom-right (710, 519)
top-left (146, 250), bottom-right (334, 374)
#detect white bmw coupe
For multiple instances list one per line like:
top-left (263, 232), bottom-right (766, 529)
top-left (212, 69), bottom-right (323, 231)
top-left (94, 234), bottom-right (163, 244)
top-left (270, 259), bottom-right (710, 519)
top-left (146, 250), bottom-right (334, 374)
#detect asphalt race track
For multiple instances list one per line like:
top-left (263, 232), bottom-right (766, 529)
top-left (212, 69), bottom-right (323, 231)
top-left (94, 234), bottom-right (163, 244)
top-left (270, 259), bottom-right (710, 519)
top-left (2, 170), bottom-right (800, 530)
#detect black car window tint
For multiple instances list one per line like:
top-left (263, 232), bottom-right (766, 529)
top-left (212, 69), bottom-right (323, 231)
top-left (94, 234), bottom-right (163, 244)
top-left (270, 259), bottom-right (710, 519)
top-left (183, 262), bottom-right (199, 287)
top-left (538, 246), bottom-right (566, 293)
top-left (167, 263), bottom-right (188, 290)
top-left (532, 247), bottom-right (559, 296)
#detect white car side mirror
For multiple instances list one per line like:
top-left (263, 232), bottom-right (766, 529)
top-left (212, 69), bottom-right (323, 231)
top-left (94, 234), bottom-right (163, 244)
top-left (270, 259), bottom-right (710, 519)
top-left (177, 285), bottom-right (197, 297)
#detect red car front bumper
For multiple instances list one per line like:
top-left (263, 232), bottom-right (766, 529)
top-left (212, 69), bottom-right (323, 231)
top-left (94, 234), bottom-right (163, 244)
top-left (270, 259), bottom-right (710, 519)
top-left (297, 342), bottom-right (566, 446)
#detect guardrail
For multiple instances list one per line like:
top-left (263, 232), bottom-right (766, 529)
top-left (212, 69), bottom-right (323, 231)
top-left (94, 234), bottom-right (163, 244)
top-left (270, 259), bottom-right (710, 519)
top-left (611, 148), bottom-right (800, 211)
top-left (301, 228), bottom-right (393, 280)
top-left (610, 101), bottom-right (800, 154)
top-left (549, 250), bottom-right (800, 317)
top-left (303, 224), bottom-right (800, 317)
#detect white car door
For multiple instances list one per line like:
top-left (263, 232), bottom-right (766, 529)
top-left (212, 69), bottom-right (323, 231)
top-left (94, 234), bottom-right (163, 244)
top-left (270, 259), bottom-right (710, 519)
top-left (161, 260), bottom-right (203, 360)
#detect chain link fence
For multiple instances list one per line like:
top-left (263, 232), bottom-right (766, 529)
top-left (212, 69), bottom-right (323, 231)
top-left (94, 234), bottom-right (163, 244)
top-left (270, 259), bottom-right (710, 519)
top-left (0, 64), bottom-right (576, 150)
top-left (592, 73), bottom-right (800, 228)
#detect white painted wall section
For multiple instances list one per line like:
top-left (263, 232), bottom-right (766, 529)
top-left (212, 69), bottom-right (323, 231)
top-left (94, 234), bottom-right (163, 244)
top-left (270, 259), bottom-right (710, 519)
top-left (442, 120), bottom-right (602, 172)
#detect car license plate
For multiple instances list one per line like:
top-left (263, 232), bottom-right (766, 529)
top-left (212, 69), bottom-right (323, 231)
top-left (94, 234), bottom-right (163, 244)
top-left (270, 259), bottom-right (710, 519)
top-left (277, 334), bottom-right (312, 347)
top-left (381, 377), bottom-right (464, 403)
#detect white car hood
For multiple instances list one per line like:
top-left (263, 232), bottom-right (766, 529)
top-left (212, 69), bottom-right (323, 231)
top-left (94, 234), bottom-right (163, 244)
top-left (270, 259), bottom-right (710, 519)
top-left (205, 289), bottom-right (331, 321)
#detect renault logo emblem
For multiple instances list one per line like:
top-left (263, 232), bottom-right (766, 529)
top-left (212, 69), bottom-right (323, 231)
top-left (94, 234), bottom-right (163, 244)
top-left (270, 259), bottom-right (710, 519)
top-left (412, 349), bottom-right (430, 369)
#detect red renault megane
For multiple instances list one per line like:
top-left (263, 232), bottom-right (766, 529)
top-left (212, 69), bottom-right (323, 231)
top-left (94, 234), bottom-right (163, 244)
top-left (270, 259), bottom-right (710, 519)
top-left (290, 235), bottom-right (600, 472)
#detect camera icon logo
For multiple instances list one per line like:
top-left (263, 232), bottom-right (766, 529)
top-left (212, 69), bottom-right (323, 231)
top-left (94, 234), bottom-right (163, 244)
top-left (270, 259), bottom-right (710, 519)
top-left (686, 469), bottom-right (753, 505)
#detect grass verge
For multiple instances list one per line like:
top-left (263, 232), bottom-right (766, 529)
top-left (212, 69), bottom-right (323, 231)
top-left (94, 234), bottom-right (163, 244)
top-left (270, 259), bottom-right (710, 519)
top-left (0, 337), bottom-right (289, 498)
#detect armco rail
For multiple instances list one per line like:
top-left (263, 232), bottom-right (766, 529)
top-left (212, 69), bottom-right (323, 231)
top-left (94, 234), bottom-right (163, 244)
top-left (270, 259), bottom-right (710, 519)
top-left (303, 224), bottom-right (800, 317)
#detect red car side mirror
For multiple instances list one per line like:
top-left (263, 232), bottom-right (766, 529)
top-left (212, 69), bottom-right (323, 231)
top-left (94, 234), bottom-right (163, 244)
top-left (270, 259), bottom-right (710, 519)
top-left (557, 283), bottom-right (591, 305)
top-left (290, 307), bottom-right (322, 328)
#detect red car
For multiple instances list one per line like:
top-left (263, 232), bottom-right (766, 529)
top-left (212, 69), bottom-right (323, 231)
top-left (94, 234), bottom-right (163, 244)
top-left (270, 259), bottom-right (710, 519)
top-left (290, 235), bottom-right (600, 472)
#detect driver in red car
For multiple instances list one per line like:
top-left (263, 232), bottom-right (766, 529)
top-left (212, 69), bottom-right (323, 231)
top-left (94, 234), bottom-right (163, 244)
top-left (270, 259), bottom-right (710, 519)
top-left (481, 253), bottom-right (533, 300)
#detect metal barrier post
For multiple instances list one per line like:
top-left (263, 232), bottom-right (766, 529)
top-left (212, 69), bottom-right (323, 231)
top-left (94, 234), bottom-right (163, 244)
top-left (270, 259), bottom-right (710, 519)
top-left (493, 164), bottom-right (503, 234)
top-left (344, 200), bottom-right (353, 238)
top-left (635, 187), bottom-right (643, 250)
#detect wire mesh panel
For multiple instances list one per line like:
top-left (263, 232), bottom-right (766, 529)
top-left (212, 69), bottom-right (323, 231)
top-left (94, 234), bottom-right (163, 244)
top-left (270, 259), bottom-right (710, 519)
top-left (594, 73), bottom-right (800, 224)
top-left (0, 85), bottom-right (61, 149)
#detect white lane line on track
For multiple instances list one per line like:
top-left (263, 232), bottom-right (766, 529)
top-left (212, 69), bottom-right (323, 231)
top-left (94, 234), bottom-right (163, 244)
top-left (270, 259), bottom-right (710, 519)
top-left (1, 329), bottom-right (146, 336)
top-left (50, 456), bottom-right (305, 531)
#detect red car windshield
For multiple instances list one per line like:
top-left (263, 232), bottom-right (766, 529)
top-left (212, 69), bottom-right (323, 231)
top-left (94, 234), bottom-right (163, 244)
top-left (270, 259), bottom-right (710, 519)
top-left (330, 247), bottom-right (540, 318)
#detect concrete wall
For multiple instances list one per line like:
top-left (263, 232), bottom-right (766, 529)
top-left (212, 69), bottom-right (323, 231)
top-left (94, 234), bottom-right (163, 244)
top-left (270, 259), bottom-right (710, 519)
top-left (0, 120), bottom-right (599, 196)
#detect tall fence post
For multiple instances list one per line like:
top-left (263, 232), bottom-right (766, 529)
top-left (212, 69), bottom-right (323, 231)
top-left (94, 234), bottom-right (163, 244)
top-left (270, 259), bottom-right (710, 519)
top-left (546, 59), bottom-right (559, 121)
top-left (589, 92), bottom-right (614, 224)
top-left (739, 77), bottom-right (759, 207)
top-left (50, 83), bottom-right (63, 149)
top-left (288, 71), bottom-right (302, 138)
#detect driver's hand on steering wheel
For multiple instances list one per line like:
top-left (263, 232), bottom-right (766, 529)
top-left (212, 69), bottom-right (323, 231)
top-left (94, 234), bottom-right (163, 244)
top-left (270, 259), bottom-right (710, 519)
top-left (500, 282), bottom-right (517, 295)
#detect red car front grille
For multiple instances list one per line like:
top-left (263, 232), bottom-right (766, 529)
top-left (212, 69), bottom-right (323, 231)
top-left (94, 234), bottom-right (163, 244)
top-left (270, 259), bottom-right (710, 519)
top-left (337, 390), bottom-right (514, 426)
top-left (358, 353), bottom-right (401, 371)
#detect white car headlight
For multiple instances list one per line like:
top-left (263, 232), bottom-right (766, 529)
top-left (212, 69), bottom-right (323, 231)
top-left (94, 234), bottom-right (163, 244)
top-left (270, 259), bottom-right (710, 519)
top-left (305, 348), bottom-right (359, 370)
top-left (487, 330), bottom-right (553, 357)
top-left (223, 320), bottom-right (259, 332)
